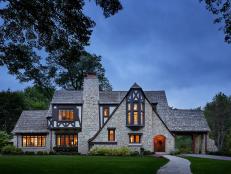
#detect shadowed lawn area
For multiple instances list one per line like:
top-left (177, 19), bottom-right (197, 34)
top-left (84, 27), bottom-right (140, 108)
top-left (0, 155), bottom-right (167, 174)
top-left (186, 157), bottom-right (231, 174)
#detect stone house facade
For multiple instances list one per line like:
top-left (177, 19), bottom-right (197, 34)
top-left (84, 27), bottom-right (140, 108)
top-left (12, 74), bottom-right (212, 154)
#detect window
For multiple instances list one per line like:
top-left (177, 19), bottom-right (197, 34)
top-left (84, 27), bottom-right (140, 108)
top-left (108, 129), bottom-right (115, 141)
top-left (126, 89), bottom-right (145, 126)
top-left (129, 134), bottom-right (141, 144)
top-left (58, 109), bottom-right (74, 121)
top-left (56, 134), bottom-right (78, 146)
top-left (103, 106), bottom-right (110, 118)
top-left (22, 135), bottom-right (46, 147)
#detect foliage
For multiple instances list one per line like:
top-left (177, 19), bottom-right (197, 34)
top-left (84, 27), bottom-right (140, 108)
top-left (0, 90), bottom-right (26, 133)
top-left (53, 146), bottom-right (78, 152)
top-left (0, 156), bottom-right (167, 174)
top-left (200, 0), bottom-right (231, 44)
top-left (204, 92), bottom-right (231, 151)
top-left (0, 87), bottom-right (52, 133)
top-left (0, 0), bottom-right (121, 91)
top-left (23, 85), bottom-right (54, 109)
top-left (89, 146), bottom-right (132, 156)
top-left (24, 151), bottom-right (35, 155)
top-left (175, 135), bottom-right (193, 153)
top-left (224, 128), bottom-right (231, 153)
top-left (0, 131), bottom-right (10, 150)
top-left (1, 145), bottom-right (23, 155)
top-left (51, 51), bottom-right (112, 91)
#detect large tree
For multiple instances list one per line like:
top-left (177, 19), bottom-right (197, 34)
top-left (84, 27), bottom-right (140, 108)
top-left (200, 0), bottom-right (231, 44)
top-left (204, 92), bottom-right (231, 151)
top-left (0, 0), bottom-right (122, 93)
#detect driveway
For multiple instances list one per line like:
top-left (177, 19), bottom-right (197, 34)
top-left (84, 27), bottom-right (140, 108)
top-left (157, 155), bottom-right (192, 174)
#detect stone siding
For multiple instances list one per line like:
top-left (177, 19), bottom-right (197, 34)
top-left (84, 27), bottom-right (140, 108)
top-left (92, 99), bottom-right (175, 153)
top-left (78, 75), bottom-right (99, 154)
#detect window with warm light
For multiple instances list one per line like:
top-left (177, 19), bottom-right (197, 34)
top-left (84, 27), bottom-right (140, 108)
top-left (22, 135), bottom-right (46, 147)
top-left (58, 109), bottom-right (74, 121)
top-left (56, 134), bottom-right (78, 146)
top-left (126, 89), bottom-right (145, 127)
top-left (103, 106), bottom-right (110, 118)
top-left (108, 129), bottom-right (115, 141)
top-left (129, 134), bottom-right (141, 144)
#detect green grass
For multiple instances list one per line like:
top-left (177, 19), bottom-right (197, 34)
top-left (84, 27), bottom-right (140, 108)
top-left (0, 155), bottom-right (167, 174)
top-left (186, 157), bottom-right (231, 174)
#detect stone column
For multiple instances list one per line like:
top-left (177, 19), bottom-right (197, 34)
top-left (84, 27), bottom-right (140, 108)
top-left (78, 74), bottom-right (99, 154)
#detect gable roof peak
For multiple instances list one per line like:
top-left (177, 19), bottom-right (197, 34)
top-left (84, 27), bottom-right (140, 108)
top-left (131, 82), bottom-right (141, 89)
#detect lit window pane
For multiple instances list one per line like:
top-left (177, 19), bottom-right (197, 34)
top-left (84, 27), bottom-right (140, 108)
top-left (128, 104), bottom-right (131, 111)
top-left (42, 136), bottom-right (46, 146)
top-left (135, 135), bottom-right (140, 143)
top-left (57, 135), bottom-right (60, 146)
top-left (134, 112), bottom-right (138, 125)
top-left (23, 137), bottom-right (26, 147)
top-left (134, 103), bottom-right (138, 111)
top-left (74, 135), bottom-right (78, 145)
top-left (128, 112), bottom-right (131, 124)
top-left (130, 135), bottom-right (134, 143)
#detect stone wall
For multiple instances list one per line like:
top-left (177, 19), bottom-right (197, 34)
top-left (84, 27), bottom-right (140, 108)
top-left (207, 137), bottom-right (218, 152)
top-left (91, 99), bottom-right (175, 153)
top-left (78, 74), bottom-right (99, 154)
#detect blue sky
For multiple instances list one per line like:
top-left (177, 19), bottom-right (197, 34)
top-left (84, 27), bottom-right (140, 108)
top-left (0, 0), bottom-right (231, 109)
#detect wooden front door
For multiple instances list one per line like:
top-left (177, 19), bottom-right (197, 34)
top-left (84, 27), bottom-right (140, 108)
top-left (154, 135), bottom-right (166, 152)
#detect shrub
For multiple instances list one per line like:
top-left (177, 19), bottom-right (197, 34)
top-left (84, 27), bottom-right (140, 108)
top-left (53, 146), bottom-right (78, 152)
top-left (43, 151), bottom-right (48, 155)
top-left (143, 150), bottom-right (152, 155)
top-left (1, 145), bottom-right (23, 155)
top-left (89, 147), bottom-right (132, 156)
top-left (24, 151), bottom-right (35, 155)
top-left (131, 151), bottom-right (140, 156)
top-left (0, 131), bottom-right (11, 151)
top-left (49, 151), bottom-right (56, 155)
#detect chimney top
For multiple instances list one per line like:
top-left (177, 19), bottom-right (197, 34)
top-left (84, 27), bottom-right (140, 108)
top-left (84, 72), bottom-right (97, 79)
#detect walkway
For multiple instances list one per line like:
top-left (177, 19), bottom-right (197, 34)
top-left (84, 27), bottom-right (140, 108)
top-left (182, 154), bottom-right (231, 161)
top-left (157, 155), bottom-right (192, 174)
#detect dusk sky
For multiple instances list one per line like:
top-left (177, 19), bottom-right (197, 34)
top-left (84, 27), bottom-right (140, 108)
top-left (1, 0), bottom-right (231, 109)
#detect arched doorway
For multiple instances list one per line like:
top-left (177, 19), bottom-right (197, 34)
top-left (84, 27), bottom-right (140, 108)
top-left (153, 135), bottom-right (166, 152)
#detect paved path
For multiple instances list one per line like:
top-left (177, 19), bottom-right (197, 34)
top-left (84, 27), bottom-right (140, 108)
top-left (157, 155), bottom-right (192, 174)
top-left (182, 154), bottom-right (231, 161)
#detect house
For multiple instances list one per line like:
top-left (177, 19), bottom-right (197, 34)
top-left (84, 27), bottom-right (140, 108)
top-left (12, 73), bottom-right (214, 154)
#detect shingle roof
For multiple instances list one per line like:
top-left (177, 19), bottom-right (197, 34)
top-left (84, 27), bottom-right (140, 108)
top-left (166, 109), bottom-right (210, 132)
top-left (13, 110), bottom-right (49, 133)
top-left (14, 89), bottom-right (210, 134)
top-left (51, 90), bottom-right (83, 104)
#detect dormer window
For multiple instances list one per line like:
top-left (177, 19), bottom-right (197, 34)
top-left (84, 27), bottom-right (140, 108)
top-left (126, 89), bottom-right (145, 127)
top-left (103, 106), bottom-right (110, 118)
top-left (59, 109), bottom-right (74, 121)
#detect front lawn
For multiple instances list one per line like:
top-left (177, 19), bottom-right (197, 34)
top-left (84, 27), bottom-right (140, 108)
top-left (186, 157), bottom-right (231, 174)
top-left (0, 155), bottom-right (167, 174)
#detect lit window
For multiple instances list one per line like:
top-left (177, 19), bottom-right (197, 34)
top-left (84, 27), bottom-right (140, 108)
top-left (129, 134), bottom-right (141, 144)
top-left (22, 135), bottom-right (46, 147)
top-left (103, 106), bottom-right (110, 118)
top-left (56, 134), bottom-right (78, 146)
top-left (126, 89), bottom-right (145, 126)
top-left (108, 129), bottom-right (115, 141)
top-left (59, 110), bottom-right (74, 121)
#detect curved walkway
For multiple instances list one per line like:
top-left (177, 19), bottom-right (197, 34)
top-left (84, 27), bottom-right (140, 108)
top-left (182, 154), bottom-right (231, 161)
top-left (157, 155), bottom-right (192, 174)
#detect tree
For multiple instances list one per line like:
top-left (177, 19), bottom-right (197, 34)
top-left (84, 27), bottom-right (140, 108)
top-left (0, 90), bottom-right (26, 133)
top-left (204, 92), bottom-right (231, 151)
top-left (24, 85), bottom-right (54, 110)
top-left (0, 0), bottom-right (121, 92)
top-left (50, 51), bottom-right (112, 91)
top-left (0, 131), bottom-right (10, 150)
top-left (200, 0), bottom-right (231, 44)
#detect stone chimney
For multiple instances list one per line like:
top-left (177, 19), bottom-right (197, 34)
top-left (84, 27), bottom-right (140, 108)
top-left (78, 73), bottom-right (100, 154)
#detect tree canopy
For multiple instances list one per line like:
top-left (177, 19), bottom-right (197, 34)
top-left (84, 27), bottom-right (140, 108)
top-left (200, 0), bottom-right (231, 44)
top-left (0, 0), bottom-right (122, 93)
top-left (204, 92), bottom-right (231, 151)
